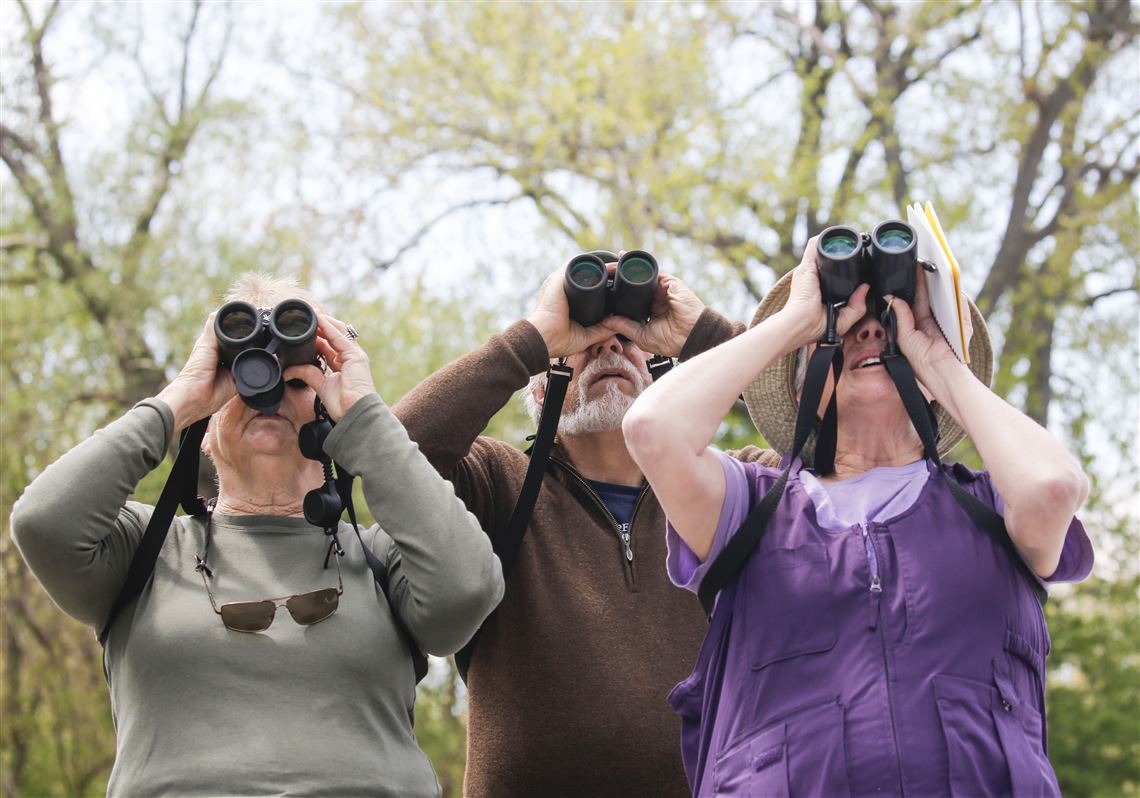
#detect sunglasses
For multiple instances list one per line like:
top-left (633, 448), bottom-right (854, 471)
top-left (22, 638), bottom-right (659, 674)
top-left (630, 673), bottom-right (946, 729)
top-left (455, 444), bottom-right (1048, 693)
top-left (194, 517), bottom-right (344, 633)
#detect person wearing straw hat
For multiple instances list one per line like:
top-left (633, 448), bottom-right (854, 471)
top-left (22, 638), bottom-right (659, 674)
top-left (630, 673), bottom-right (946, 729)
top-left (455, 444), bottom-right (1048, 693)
top-left (619, 238), bottom-right (1093, 797)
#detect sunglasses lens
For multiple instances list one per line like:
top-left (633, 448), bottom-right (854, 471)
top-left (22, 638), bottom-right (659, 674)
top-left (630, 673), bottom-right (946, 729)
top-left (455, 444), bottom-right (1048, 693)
top-left (286, 588), bottom-right (339, 625)
top-left (220, 600), bottom-right (276, 633)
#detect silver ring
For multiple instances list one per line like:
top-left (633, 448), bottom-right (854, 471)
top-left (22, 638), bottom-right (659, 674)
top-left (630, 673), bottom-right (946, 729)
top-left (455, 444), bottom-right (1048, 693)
top-left (345, 324), bottom-right (360, 341)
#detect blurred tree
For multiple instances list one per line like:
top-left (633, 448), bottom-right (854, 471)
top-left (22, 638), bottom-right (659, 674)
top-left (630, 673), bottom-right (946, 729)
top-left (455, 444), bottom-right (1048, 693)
top-left (320, 1), bottom-right (1138, 794)
top-left (2, 1), bottom-right (1137, 796)
top-left (1, 1), bottom-right (241, 793)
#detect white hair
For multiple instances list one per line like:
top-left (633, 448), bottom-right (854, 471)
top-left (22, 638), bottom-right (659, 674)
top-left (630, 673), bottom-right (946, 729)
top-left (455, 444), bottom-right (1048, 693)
top-left (521, 353), bottom-right (648, 435)
top-left (522, 371), bottom-right (547, 427)
top-left (223, 272), bottom-right (327, 314)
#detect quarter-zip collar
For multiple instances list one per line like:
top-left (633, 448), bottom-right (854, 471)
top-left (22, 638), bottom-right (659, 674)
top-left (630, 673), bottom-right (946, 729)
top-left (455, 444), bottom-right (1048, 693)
top-left (549, 443), bottom-right (650, 589)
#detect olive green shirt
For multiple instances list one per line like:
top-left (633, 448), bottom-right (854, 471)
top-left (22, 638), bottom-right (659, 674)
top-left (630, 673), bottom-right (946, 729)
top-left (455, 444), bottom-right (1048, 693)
top-left (11, 393), bottom-right (504, 796)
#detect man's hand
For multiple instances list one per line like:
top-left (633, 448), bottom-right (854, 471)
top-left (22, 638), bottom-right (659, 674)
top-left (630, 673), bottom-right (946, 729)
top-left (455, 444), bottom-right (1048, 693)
top-left (601, 271), bottom-right (705, 357)
top-left (526, 266), bottom-right (616, 358)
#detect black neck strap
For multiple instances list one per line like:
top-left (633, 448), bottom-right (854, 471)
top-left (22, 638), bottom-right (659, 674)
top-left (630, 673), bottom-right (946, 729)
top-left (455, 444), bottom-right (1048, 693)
top-left (500, 359), bottom-right (574, 578)
top-left (698, 315), bottom-right (1045, 616)
top-left (99, 417), bottom-right (209, 645)
top-left (696, 341), bottom-right (837, 614)
top-left (454, 352), bottom-right (674, 681)
top-left (99, 412), bottom-right (434, 683)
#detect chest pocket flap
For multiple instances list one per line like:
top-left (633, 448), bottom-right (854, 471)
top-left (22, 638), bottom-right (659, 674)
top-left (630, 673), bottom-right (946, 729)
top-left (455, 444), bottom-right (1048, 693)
top-left (739, 543), bottom-right (837, 670)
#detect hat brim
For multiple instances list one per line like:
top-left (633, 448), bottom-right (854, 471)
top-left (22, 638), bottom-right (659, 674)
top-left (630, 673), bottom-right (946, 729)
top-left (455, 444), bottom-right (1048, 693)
top-left (742, 270), bottom-right (993, 465)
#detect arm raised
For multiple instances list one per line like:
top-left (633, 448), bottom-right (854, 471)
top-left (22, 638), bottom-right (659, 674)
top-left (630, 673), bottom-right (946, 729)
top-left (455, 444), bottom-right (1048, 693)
top-left (890, 284), bottom-right (1089, 578)
top-left (624, 242), bottom-right (869, 561)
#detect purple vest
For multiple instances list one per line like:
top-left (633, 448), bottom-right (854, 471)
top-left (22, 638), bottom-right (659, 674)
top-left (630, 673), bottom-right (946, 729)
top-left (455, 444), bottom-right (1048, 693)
top-left (669, 459), bottom-right (1083, 797)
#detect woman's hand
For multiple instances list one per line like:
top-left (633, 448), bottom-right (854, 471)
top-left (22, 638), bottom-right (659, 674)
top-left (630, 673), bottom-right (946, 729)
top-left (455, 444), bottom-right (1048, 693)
top-left (887, 264), bottom-right (963, 394)
top-left (284, 314), bottom-right (376, 422)
top-left (777, 236), bottom-right (870, 346)
top-left (600, 270), bottom-right (706, 357)
top-left (157, 313), bottom-right (236, 432)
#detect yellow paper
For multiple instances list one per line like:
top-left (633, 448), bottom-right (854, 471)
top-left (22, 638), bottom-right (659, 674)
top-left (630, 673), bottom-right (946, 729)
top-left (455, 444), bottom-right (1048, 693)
top-left (922, 202), bottom-right (970, 364)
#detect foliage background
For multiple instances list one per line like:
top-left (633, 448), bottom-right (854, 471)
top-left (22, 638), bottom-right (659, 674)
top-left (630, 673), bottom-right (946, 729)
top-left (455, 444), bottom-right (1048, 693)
top-left (1, 1), bottom-right (1137, 796)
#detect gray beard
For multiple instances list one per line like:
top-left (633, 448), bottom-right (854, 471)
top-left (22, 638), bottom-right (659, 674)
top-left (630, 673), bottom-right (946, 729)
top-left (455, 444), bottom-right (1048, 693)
top-left (557, 353), bottom-right (647, 435)
top-left (558, 379), bottom-right (637, 435)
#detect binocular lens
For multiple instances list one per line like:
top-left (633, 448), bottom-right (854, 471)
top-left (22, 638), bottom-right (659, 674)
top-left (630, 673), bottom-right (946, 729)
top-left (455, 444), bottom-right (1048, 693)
top-left (270, 300), bottom-right (317, 343)
top-left (275, 307), bottom-right (312, 339)
top-left (217, 305), bottom-right (259, 342)
top-left (568, 261), bottom-right (606, 289)
top-left (876, 228), bottom-right (914, 252)
top-left (820, 232), bottom-right (860, 258)
top-left (618, 256), bottom-right (655, 284)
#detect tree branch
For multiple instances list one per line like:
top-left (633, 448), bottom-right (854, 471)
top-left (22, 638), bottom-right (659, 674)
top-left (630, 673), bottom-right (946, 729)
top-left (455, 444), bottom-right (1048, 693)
top-left (367, 196), bottom-right (522, 273)
top-left (0, 233), bottom-right (50, 253)
top-left (1085, 286), bottom-right (1138, 306)
top-left (177, 1), bottom-right (203, 118)
top-left (0, 134), bottom-right (54, 234)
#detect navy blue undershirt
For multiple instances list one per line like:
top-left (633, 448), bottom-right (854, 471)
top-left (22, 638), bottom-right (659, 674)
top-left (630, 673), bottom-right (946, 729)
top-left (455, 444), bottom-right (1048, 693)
top-left (586, 479), bottom-right (641, 531)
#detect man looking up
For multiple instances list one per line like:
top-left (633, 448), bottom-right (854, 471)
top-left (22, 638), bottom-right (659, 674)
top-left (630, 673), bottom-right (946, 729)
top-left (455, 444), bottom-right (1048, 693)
top-left (394, 255), bottom-right (767, 797)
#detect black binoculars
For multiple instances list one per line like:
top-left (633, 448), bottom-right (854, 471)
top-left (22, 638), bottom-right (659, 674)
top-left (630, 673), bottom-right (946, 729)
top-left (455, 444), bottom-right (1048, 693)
top-left (214, 298), bottom-right (318, 415)
top-left (817, 220), bottom-right (918, 311)
top-left (563, 249), bottom-right (658, 327)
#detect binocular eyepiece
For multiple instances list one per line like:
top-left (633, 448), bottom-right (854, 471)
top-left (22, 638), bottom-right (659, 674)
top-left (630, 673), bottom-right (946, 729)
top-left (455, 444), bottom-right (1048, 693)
top-left (564, 249), bottom-right (659, 327)
top-left (214, 298), bottom-right (319, 415)
top-left (817, 220), bottom-right (918, 316)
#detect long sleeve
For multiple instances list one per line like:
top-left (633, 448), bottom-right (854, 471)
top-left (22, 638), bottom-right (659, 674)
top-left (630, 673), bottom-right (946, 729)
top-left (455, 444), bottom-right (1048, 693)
top-left (678, 307), bottom-right (745, 361)
top-left (391, 319), bottom-right (549, 530)
top-left (325, 393), bottom-right (505, 656)
top-left (10, 400), bottom-right (173, 628)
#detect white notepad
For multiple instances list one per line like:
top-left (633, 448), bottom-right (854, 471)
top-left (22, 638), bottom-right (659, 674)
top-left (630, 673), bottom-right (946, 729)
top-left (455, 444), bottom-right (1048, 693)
top-left (905, 202), bottom-right (971, 364)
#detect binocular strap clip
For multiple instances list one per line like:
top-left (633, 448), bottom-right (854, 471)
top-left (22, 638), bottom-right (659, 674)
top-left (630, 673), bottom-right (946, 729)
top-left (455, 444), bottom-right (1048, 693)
top-left (647, 355), bottom-right (674, 380)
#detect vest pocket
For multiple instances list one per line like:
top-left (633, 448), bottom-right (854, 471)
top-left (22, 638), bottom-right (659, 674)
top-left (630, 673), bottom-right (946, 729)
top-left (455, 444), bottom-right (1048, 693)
top-left (934, 672), bottom-right (1060, 797)
top-left (713, 722), bottom-right (787, 797)
top-left (713, 698), bottom-right (848, 798)
top-left (740, 543), bottom-right (837, 670)
top-left (668, 668), bottom-right (705, 790)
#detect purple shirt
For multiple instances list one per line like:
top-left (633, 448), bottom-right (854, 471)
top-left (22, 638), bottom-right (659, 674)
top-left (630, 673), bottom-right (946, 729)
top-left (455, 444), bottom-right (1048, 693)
top-left (664, 452), bottom-right (1093, 797)
top-left (668, 452), bottom-right (1092, 593)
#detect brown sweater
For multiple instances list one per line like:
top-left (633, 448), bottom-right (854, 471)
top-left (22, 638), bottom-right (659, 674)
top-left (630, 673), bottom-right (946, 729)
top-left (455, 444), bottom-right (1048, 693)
top-left (393, 308), bottom-right (777, 798)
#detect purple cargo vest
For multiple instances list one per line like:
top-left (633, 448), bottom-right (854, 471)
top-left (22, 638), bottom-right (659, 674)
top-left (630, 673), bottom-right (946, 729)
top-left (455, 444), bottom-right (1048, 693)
top-left (669, 459), bottom-right (1066, 797)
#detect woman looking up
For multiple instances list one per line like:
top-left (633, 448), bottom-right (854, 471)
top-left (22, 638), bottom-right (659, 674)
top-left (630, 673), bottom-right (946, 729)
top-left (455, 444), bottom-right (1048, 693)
top-left (619, 239), bottom-right (1092, 797)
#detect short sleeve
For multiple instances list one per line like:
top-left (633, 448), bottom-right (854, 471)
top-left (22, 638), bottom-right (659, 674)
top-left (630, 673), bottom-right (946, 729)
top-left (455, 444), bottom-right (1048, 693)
top-left (954, 464), bottom-right (1094, 585)
top-left (665, 451), bottom-right (759, 593)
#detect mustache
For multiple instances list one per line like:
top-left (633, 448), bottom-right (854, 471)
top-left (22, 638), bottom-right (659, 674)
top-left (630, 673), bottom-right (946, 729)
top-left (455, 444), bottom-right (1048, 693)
top-left (578, 353), bottom-right (646, 389)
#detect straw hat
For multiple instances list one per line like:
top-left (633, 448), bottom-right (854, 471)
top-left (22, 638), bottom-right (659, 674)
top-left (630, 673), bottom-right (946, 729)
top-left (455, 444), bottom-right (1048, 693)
top-left (742, 270), bottom-right (994, 466)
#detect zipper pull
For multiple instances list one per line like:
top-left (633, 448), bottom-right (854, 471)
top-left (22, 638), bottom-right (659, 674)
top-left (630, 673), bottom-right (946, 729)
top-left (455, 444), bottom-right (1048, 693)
top-left (860, 525), bottom-right (882, 593)
top-left (860, 524), bottom-right (881, 630)
top-left (621, 530), bottom-right (633, 561)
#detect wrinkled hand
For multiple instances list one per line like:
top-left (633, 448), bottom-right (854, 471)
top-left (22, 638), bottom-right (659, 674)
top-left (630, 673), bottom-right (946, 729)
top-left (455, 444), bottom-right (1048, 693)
top-left (887, 264), bottom-right (961, 387)
top-left (526, 265), bottom-right (617, 358)
top-left (779, 237), bottom-right (870, 346)
top-left (601, 271), bottom-right (705, 357)
top-left (157, 312), bottom-right (236, 432)
top-left (284, 314), bottom-right (376, 422)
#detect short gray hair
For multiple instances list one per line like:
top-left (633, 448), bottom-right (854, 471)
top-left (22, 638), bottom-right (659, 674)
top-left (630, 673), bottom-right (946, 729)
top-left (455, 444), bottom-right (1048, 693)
top-left (223, 273), bottom-right (327, 314)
